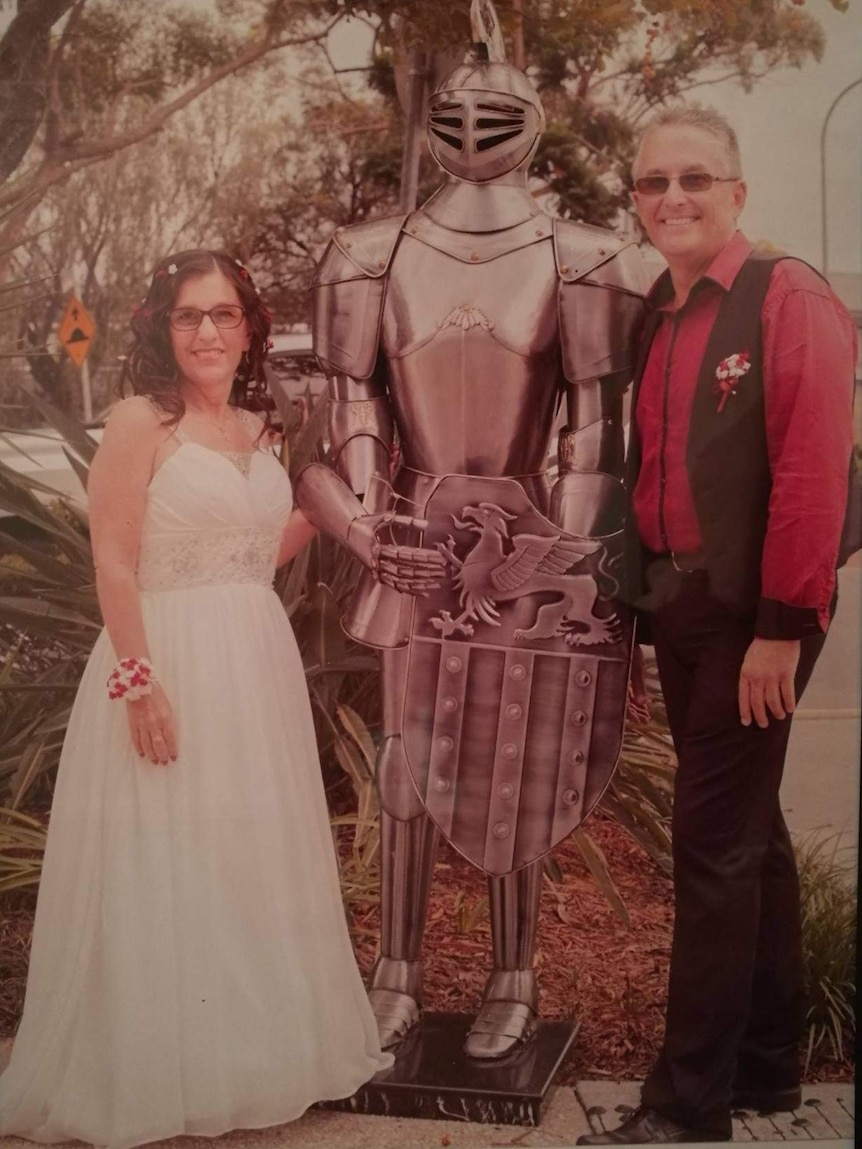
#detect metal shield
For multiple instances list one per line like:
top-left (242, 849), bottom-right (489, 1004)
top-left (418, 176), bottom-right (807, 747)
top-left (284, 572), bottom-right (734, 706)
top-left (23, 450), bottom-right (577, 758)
top-left (402, 475), bottom-right (631, 875)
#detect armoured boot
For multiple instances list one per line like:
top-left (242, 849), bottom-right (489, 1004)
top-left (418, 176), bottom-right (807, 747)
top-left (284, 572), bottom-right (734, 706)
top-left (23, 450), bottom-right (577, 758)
top-left (369, 808), bottom-right (440, 1048)
top-left (464, 859), bottom-right (543, 1059)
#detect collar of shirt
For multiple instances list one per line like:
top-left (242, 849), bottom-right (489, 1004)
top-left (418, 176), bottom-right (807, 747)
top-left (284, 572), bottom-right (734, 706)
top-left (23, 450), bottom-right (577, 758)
top-left (646, 231), bottom-right (754, 314)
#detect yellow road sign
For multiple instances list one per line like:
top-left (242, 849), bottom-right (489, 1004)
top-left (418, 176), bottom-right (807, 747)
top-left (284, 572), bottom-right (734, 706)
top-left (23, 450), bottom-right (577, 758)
top-left (58, 294), bottom-right (96, 367)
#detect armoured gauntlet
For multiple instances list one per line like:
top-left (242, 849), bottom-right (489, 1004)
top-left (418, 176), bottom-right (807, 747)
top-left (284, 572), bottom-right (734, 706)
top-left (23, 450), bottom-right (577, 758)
top-left (294, 463), bottom-right (447, 596)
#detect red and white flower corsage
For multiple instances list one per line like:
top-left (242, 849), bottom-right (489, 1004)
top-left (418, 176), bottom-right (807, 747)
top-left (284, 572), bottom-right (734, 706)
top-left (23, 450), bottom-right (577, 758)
top-left (714, 351), bottom-right (751, 413)
top-left (107, 656), bottom-right (155, 702)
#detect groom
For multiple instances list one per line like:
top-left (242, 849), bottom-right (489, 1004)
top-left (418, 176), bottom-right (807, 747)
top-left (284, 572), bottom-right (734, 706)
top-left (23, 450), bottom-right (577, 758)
top-left (579, 103), bottom-right (856, 1144)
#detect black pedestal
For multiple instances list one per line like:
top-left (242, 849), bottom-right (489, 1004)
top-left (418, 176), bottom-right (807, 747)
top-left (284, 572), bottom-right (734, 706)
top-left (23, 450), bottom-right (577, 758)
top-left (320, 1012), bottom-right (577, 1126)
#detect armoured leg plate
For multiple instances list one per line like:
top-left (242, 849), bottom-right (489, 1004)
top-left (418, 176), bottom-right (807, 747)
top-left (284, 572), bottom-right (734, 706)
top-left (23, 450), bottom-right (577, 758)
top-left (368, 956), bottom-right (423, 1051)
top-left (464, 861), bottom-right (543, 1060)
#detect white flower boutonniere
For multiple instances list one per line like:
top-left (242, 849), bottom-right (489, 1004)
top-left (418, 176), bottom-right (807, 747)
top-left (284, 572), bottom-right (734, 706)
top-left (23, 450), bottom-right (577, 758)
top-left (714, 351), bottom-right (751, 413)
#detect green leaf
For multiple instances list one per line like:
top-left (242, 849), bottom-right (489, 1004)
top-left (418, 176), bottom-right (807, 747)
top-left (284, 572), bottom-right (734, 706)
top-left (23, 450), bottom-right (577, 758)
top-left (62, 446), bottom-right (92, 493)
top-left (9, 740), bottom-right (46, 810)
top-left (336, 702), bottom-right (378, 775)
top-left (24, 388), bottom-right (100, 464)
top-left (572, 828), bottom-right (631, 927)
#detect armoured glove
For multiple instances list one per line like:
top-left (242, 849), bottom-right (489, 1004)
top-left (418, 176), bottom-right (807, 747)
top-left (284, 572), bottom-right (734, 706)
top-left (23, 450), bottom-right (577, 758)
top-left (347, 512), bottom-right (447, 596)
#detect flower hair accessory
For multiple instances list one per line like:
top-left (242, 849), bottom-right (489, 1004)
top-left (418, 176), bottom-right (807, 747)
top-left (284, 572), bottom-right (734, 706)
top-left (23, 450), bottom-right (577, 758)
top-left (714, 351), bottom-right (751, 413)
top-left (107, 656), bottom-right (156, 702)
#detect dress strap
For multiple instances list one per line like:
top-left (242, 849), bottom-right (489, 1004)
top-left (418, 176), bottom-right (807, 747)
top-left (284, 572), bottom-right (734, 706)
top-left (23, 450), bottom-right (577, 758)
top-left (236, 407), bottom-right (266, 449)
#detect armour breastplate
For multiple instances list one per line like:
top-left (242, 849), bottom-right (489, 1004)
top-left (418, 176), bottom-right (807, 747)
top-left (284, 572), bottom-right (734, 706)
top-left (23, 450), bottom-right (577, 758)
top-left (381, 235), bottom-right (564, 476)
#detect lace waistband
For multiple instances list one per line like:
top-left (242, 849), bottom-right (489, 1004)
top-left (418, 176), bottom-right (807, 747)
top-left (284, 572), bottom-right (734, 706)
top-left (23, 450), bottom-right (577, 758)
top-left (136, 526), bottom-right (281, 592)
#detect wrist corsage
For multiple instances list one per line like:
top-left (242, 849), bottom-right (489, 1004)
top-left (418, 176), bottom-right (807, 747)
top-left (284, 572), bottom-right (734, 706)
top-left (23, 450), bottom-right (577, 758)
top-left (107, 657), bottom-right (155, 702)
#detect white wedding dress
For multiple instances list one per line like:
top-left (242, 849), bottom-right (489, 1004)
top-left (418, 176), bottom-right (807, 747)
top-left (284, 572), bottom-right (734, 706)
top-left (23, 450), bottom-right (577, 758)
top-left (0, 433), bottom-right (391, 1148)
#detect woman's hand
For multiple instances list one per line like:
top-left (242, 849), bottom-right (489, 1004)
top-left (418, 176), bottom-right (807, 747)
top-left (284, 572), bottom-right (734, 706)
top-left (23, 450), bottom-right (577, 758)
top-left (126, 682), bottom-right (178, 765)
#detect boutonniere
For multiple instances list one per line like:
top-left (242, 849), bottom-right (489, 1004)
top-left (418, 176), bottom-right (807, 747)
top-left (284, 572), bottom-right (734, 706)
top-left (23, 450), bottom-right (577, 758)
top-left (714, 351), bottom-right (751, 413)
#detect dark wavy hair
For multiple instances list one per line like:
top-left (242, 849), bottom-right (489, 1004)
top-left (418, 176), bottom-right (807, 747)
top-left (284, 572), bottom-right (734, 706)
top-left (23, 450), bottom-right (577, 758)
top-left (118, 249), bottom-right (273, 427)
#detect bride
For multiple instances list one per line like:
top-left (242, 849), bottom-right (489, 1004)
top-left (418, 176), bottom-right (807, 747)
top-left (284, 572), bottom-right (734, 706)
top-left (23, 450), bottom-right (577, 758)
top-left (0, 250), bottom-right (392, 1148)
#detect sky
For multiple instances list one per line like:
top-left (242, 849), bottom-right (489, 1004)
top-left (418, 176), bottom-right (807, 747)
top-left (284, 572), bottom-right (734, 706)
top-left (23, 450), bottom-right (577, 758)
top-left (702, 2), bottom-right (861, 275)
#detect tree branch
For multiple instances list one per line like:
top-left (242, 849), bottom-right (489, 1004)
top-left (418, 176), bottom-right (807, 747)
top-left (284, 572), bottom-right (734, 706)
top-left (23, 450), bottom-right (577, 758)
top-left (0, 15), bottom-right (344, 213)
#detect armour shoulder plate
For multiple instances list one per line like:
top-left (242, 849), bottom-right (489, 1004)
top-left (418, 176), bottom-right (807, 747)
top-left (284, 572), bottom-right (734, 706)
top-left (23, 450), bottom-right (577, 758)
top-left (314, 214), bottom-right (408, 285)
top-left (554, 220), bottom-right (649, 383)
top-left (312, 214), bottom-right (408, 378)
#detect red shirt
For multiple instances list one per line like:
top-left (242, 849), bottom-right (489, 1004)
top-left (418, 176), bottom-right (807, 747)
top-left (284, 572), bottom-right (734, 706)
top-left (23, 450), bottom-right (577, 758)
top-left (633, 231), bottom-right (857, 632)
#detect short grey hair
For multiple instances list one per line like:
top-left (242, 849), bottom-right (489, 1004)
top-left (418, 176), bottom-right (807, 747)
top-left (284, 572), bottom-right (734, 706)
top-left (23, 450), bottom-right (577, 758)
top-left (633, 104), bottom-right (743, 178)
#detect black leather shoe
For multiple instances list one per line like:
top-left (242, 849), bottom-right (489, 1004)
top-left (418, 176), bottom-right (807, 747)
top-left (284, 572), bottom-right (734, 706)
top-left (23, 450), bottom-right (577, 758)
top-left (576, 1106), bottom-right (729, 1145)
top-left (731, 1085), bottom-right (801, 1112)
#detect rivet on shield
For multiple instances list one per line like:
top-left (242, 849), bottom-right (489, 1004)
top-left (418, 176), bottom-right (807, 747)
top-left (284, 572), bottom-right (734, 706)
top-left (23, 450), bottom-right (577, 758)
top-left (501, 743), bottom-right (518, 760)
top-left (442, 696), bottom-right (459, 713)
top-left (562, 788), bottom-right (580, 806)
top-left (492, 822), bottom-right (510, 839)
top-left (571, 710), bottom-right (587, 726)
top-left (438, 736), bottom-right (455, 752)
top-left (575, 670), bottom-right (592, 687)
top-left (569, 749), bottom-right (585, 766)
top-left (445, 656), bottom-right (463, 673)
top-left (434, 777), bottom-right (451, 793)
top-left (505, 703), bottom-right (523, 720)
top-left (498, 783), bottom-right (515, 800)
top-left (509, 664), bottom-right (527, 681)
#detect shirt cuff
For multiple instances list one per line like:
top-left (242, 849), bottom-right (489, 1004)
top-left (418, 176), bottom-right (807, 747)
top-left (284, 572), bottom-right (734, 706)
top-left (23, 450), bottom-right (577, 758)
top-left (754, 597), bottom-right (827, 640)
top-left (634, 610), bottom-right (653, 645)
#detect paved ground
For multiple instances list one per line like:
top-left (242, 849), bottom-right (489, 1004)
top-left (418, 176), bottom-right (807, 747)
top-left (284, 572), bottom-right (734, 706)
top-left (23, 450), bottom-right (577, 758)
top-left (781, 562), bottom-right (861, 855)
top-left (0, 1081), bottom-right (853, 1148)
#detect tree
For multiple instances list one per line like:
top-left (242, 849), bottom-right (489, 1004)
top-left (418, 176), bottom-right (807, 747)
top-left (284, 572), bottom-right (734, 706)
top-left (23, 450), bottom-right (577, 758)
top-left (3, 68), bottom-right (295, 414)
top-left (340, 0), bottom-right (847, 226)
top-left (0, 0), bottom-right (346, 264)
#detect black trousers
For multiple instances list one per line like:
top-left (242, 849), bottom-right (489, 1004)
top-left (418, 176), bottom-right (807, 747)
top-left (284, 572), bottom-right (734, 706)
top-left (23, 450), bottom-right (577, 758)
top-left (640, 576), bottom-right (826, 1137)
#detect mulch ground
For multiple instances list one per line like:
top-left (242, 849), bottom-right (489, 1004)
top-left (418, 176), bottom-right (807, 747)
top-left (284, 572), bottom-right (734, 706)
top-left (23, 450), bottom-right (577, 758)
top-left (0, 816), bottom-right (852, 1084)
top-left (347, 816), bottom-right (671, 1084)
top-left (345, 816), bottom-right (852, 1085)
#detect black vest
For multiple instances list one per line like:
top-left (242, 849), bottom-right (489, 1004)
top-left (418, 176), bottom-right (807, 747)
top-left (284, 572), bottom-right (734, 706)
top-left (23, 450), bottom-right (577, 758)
top-left (625, 253), bottom-right (856, 620)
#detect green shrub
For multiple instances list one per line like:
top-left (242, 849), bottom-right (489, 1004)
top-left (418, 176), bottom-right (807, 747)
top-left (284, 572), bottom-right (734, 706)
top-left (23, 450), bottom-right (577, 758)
top-left (796, 833), bottom-right (857, 1069)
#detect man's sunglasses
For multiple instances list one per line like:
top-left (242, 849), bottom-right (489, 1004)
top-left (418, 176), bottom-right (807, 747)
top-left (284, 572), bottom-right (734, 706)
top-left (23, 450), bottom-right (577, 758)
top-left (634, 173), bottom-right (739, 195)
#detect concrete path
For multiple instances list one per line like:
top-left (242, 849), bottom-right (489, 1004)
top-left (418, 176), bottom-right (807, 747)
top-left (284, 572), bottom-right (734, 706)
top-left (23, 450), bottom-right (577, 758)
top-left (781, 562), bottom-right (861, 857)
top-left (0, 1082), bottom-right (853, 1148)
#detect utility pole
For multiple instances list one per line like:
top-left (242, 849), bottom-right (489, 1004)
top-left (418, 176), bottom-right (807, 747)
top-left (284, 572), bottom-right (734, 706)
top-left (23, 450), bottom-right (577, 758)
top-left (399, 49), bottom-right (430, 213)
top-left (512, 0), bottom-right (525, 70)
top-left (820, 77), bottom-right (862, 278)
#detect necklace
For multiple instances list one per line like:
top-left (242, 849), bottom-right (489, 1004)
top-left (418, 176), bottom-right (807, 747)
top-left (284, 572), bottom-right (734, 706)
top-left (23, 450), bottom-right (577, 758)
top-left (195, 404), bottom-right (236, 447)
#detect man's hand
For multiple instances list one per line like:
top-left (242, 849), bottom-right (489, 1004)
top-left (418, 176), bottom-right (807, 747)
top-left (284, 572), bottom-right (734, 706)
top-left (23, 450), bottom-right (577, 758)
top-left (347, 512), bottom-right (448, 596)
top-left (738, 637), bottom-right (801, 728)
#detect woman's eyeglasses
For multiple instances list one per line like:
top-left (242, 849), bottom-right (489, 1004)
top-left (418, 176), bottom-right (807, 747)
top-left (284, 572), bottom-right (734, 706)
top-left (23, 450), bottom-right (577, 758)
top-left (634, 173), bottom-right (740, 195)
top-left (168, 305), bottom-right (246, 331)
